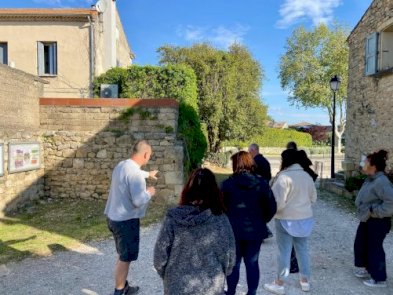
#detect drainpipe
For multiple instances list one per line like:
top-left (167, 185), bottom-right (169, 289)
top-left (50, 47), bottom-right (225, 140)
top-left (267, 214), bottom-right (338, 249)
top-left (88, 15), bottom-right (95, 98)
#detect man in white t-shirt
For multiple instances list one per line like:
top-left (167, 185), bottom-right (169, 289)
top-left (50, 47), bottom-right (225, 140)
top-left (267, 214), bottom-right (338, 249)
top-left (105, 140), bottom-right (157, 295)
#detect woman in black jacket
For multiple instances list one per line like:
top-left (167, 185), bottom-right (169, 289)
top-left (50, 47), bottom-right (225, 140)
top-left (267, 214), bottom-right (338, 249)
top-left (222, 151), bottom-right (276, 295)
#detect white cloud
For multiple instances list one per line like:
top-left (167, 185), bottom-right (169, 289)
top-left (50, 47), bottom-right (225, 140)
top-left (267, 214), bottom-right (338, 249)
top-left (276, 0), bottom-right (342, 29)
top-left (177, 24), bottom-right (250, 48)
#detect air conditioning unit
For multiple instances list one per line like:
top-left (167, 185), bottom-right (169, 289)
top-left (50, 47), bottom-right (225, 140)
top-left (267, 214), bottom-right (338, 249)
top-left (100, 84), bottom-right (118, 98)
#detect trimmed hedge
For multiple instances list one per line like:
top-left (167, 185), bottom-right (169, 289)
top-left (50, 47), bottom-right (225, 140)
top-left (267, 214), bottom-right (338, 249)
top-left (93, 65), bottom-right (207, 171)
top-left (225, 128), bottom-right (312, 148)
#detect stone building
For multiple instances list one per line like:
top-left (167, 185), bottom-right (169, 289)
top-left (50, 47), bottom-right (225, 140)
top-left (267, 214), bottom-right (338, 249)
top-left (345, 0), bottom-right (393, 175)
top-left (0, 0), bottom-right (131, 98)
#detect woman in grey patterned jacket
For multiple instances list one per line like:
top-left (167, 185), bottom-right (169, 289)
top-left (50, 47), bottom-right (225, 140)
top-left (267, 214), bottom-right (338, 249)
top-left (354, 150), bottom-right (393, 288)
top-left (154, 168), bottom-right (236, 295)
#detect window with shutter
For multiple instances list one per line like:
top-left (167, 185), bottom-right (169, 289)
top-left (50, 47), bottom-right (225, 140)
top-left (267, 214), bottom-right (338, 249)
top-left (380, 24), bottom-right (393, 71)
top-left (365, 32), bottom-right (378, 76)
top-left (37, 42), bottom-right (57, 75)
top-left (0, 43), bottom-right (7, 65)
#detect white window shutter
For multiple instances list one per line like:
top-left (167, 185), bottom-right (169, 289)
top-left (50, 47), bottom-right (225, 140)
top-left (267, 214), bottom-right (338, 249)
top-left (37, 42), bottom-right (44, 75)
top-left (365, 32), bottom-right (378, 76)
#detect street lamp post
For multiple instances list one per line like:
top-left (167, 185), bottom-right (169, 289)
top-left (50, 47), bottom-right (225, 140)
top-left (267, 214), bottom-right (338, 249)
top-left (330, 75), bottom-right (341, 178)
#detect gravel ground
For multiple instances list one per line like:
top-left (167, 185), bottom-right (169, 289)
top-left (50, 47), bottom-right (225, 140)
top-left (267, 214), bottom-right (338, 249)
top-left (0, 196), bottom-right (392, 295)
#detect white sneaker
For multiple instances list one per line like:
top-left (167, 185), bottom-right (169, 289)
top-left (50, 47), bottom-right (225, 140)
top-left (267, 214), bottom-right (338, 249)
top-left (263, 281), bottom-right (285, 295)
top-left (363, 279), bottom-right (387, 288)
top-left (354, 268), bottom-right (369, 278)
top-left (299, 280), bottom-right (310, 292)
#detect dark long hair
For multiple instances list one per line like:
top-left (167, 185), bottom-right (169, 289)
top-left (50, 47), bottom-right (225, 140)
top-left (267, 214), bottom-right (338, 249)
top-left (367, 150), bottom-right (388, 172)
top-left (280, 149), bottom-right (298, 171)
top-left (180, 168), bottom-right (224, 215)
top-left (298, 150), bottom-right (318, 181)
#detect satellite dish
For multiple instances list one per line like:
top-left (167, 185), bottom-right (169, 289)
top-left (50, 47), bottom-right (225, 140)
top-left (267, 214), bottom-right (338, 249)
top-left (95, 0), bottom-right (107, 13)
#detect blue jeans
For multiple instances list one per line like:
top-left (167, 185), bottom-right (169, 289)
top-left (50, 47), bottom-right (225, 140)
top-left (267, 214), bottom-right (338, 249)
top-left (226, 239), bottom-right (262, 295)
top-left (275, 219), bottom-right (310, 280)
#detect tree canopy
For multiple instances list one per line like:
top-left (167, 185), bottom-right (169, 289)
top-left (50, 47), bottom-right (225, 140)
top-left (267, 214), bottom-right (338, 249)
top-left (158, 43), bottom-right (268, 152)
top-left (279, 23), bottom-right (349, 151)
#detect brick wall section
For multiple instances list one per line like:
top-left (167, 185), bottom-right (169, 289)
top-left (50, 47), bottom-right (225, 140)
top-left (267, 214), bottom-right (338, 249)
top-left (40, 98), bottom-right (178, 132)
top-left (0, 64), bottom-right (45, 130)
top-left (40, 98), bottom-right (184, 202)
top-left (345, 0), bottom-right (393, 174)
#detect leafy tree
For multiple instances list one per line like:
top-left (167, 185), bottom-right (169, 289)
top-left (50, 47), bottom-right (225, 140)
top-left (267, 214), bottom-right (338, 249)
top-left (158, 43), bottom-right (268, 152)
top-left (279, 23), bottom-right (349, 153)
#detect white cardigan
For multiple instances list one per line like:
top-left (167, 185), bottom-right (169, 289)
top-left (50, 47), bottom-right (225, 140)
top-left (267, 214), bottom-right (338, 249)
top-left (271, 164), bottom-right (317, 220)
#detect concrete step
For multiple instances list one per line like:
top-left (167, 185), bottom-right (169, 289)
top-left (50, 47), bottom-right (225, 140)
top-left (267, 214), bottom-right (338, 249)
top-left (332, 180), bottom-right (345, 188)
top-left (320, 179), bottom-right (354, 199)
top-left (335, 171), bottom-right (345, 181)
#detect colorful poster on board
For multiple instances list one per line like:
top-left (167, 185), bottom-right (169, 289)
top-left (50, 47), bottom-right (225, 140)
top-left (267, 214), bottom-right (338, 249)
top-left (8, 142), bottom-right (40, 173)
top-left (0, 144), bottom-right (3, 176)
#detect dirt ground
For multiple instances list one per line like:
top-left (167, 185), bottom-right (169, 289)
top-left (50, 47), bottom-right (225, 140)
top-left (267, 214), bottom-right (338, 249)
top-left (1, 191), bottom-right (392, 294)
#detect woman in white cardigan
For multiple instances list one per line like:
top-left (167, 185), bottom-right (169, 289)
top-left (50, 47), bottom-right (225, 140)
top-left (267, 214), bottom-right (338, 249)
top-left (264, 149), bottom-right (317, 295)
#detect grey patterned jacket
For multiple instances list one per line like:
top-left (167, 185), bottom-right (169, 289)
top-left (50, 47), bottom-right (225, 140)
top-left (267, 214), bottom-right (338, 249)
top-left (355, 172), bottom-right (393, 222)
top-left (154, 206), bottom-right (236, 295)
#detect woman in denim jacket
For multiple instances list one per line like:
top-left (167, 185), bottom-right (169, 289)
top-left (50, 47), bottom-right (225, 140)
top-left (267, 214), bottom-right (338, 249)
top-left (353, 150), bottom-right (393, 288)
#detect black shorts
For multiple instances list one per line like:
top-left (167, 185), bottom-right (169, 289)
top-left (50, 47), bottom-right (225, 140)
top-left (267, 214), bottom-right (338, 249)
top-left (107, 218), bottom-right (140, 262)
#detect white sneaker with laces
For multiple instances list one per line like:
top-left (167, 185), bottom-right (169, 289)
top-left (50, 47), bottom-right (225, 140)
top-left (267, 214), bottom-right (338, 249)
top-left (363, 279), bottom-right (387, 288)
top-left (354, 268), bottom-right (369, 278)
top-left (300, 280), bottom-right (310, 292)
top-left (263, 281), bottom-right (285, 295)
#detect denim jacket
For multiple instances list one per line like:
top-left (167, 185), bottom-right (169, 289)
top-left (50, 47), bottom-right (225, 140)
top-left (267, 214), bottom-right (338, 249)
top-left (355, 172), bottom-right (393, 222)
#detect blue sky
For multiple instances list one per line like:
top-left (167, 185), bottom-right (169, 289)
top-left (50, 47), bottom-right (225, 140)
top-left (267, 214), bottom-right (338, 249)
top-left (2, 0), bottom-right (372, 125)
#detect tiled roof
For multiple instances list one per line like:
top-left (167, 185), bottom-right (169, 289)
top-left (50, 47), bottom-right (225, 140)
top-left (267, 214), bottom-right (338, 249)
top-left (0, 8), bottom-right (98, 17)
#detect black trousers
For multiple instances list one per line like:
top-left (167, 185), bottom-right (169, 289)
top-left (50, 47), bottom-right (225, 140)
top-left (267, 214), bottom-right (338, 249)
top-left (290, 247), bottom-right (299, 273)
top-left (354, 217), bottom-right (391, 282)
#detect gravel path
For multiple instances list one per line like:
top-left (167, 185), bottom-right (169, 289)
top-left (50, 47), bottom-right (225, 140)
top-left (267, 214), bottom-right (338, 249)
top-left (1, 196), bottom-right (392, 295)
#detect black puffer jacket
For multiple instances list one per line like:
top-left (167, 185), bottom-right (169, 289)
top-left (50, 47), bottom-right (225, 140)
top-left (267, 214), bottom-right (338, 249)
top-left (221, 172), bottom-right (275, 241)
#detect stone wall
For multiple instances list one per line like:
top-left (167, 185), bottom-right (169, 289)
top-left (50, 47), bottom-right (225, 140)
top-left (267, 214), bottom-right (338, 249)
top-left (0, 65), bottom-right (46, 216)
top-left (0, 65), bottom-right (185, 215)
top-left (345, 0), bottom-right (393, 175)
top-left (39, 98), bottom-right (183, 202)
top-left (0, 63), bottom-right (45, 130)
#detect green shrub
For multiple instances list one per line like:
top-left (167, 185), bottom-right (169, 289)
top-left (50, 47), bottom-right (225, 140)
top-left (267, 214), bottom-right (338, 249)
top-left (205, 152), bottom-right (231, 168)
top-left (94, 65), bottom-right (207, 172)
top-left (224, 128), bottom-right (312, 148)
top-left (345, 174), bottom-right (366, 192)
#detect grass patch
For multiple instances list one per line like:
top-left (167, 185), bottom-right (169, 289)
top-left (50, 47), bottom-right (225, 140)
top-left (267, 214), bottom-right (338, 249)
top-left (0, 197), bottom-right (170, 265)
top-left (203, 162), bottom-right (231, 186)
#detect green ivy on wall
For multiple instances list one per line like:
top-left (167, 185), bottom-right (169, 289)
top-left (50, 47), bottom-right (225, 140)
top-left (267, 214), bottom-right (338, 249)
top-left (93, 65), bottom-right (207, 172)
